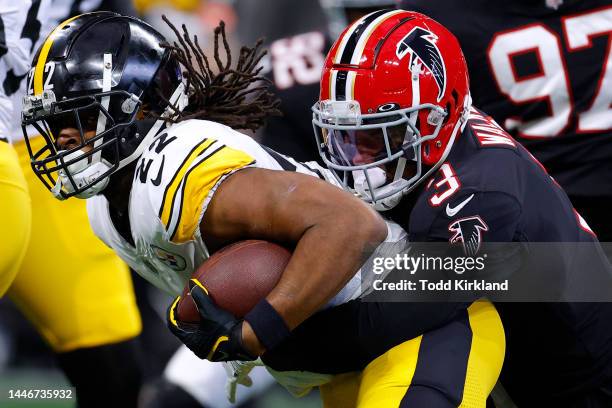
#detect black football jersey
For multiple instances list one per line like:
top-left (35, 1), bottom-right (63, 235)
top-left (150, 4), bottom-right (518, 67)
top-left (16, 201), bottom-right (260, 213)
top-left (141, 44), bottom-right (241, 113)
top-left (259, 31), bottom-right (332, 163)
top-left (389, 107), bottom-right (595, 244)
top-left (384, 107), bottom-right (612, 400)
top-left (400, 0), bottom-right (612, 197)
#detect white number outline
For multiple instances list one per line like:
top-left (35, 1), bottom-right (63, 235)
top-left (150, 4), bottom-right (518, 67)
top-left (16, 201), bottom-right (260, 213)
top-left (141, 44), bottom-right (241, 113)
top-left (487, 23), bottom-right (573, 139)
top-left (487, 7), bottom-right (612, 138)
top-left (562, 5), bottom-right (612, 133)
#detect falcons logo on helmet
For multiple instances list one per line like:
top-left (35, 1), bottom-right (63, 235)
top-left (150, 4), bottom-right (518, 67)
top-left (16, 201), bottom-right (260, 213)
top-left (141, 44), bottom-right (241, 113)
top-left (448, 216), bottom-right (489, 256)
top-left (396, 27), bottom-right (447, 102)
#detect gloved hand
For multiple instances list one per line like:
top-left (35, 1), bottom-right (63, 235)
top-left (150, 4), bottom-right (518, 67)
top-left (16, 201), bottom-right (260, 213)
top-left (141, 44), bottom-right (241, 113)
top-left (167, 279), bottom-right (257, 362)
top-left (223, 359), bottom-right (263, 403)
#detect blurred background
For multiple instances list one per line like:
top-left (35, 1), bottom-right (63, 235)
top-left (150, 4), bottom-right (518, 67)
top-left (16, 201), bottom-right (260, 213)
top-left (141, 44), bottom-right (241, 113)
top-left (0, 1), bottom-right (335, 407)
top-left (1, 0), bottom-right (610, 407)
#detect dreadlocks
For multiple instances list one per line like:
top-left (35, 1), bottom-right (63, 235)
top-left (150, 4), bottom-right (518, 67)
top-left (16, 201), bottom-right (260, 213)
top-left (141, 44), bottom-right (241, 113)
top-left (160, 16), bottom-right (281, 131)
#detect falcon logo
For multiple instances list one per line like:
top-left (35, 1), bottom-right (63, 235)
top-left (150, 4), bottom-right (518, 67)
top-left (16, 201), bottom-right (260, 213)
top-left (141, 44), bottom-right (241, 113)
top-left (396, 27), bottom-right (447, 101)
top-left (448, 216), bottom-right (488, 256)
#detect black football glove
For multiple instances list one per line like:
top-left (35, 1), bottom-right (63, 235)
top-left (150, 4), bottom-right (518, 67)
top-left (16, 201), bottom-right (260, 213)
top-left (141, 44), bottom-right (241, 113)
top-left (167, 279), bottom-right (257, 362)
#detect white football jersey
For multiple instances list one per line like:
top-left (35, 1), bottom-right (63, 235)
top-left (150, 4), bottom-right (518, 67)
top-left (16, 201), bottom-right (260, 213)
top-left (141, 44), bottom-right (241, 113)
top-left (0, 0), bottom-right (52, 141)
top-left (87, 119), bottom-right (407, 303)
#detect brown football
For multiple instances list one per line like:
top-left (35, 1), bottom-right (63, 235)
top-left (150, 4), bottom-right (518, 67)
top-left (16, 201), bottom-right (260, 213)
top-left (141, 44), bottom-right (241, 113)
top-left (176, 240), bottom-right (291, 323)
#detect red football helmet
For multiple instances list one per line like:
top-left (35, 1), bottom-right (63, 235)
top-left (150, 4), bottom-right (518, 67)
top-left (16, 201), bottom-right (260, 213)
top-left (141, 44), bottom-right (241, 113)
top-left (313, 9), bottom-right (471, 209)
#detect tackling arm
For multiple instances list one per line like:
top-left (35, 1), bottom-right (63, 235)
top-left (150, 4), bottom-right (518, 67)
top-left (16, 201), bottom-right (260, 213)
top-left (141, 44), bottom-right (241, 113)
top-left (200, 167), bottom-right (387, 355)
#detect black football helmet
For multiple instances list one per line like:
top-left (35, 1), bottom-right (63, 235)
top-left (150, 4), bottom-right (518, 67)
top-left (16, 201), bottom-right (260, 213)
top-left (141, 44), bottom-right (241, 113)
top-left (21, 12), bottom-right (187, 199)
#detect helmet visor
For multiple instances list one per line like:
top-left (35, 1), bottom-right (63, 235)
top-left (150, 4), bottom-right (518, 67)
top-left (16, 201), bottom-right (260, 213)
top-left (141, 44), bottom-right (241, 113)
top-left (319, 122), bottom-right (416, 168)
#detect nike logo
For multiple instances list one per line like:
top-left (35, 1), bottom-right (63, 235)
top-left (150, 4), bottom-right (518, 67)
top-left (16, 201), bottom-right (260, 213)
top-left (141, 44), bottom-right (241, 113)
top-left (446, 194), bottom-right (474, 217)
top-left (151, 155), bottom-right (165, 186)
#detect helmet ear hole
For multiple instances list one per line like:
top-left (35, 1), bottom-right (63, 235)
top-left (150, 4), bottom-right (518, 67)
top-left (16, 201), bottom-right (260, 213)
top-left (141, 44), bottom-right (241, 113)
top-left (444, 89), bottom-right (460, 125)
top-left (444, 102), bottom-right (452, 125)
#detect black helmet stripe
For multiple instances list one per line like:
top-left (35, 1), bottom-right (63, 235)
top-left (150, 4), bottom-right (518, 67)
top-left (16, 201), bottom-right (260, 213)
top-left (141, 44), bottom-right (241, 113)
top-left (338, 9), bottom-right (389, 64)
top-left (335, 70), bottom-right (349, 101)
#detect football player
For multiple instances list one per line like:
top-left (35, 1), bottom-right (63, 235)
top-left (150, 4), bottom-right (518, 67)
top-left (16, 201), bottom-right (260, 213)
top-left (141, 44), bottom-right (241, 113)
top-left (400, 0), bottom-right (612, 250)
top-left (257, 0), bottom-right (397, 163)
top-left (315, 7), bottom-right (612, 408)
top-left (7, 1), bottom-right (144, 407)
top-left (150, 2), bottom-right (399, 406)
top-left (399, 0), bottom-right (612, 405)
top-left (21, 11), bottom-right (505, 408)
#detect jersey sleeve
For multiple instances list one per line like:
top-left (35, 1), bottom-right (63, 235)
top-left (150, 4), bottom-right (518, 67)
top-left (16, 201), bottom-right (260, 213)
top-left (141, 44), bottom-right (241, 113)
top-left (137, 119), bottom-right (323, 246)
top-left (156, 137), bottom-right (255, 244)
top-left (425, 191), bottom-right (522, 245)
top-left (410, 190), bottom-right (524, 287)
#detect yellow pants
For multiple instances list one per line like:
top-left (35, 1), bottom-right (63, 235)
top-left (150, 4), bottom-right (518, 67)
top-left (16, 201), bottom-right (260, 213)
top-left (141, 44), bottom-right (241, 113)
top-left (7, 137), bottom-right (141, 352)
top-left (321, 300), bottom-right (505, 408)
top-left (0, 142), bottom-right (31, 297)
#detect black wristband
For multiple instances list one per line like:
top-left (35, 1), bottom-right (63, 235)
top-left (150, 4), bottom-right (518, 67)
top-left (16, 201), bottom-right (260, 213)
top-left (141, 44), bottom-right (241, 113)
top-left (244, 299), bottom-right (291, 351)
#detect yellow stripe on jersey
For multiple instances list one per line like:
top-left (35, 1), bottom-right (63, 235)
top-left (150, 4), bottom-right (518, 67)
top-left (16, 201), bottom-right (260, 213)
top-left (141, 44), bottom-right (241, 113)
top-left (169, 144), bottom-right (254, 243)
top-left (159, 138), bottom-right (216, 228)
top-left (33, 15), bottom-right (81, 96)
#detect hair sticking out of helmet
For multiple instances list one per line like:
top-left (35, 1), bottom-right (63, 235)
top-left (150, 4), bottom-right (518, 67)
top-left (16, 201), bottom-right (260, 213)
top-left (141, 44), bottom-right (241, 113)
top-left (21, 12), bottom-right (281, 201)
top-left (160, 17), bottom-right (281, 131)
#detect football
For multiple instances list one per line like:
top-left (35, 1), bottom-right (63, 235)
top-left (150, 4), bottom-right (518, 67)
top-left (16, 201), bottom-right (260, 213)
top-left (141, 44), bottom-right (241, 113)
top-left (176, 240), bottom-right (291, 323)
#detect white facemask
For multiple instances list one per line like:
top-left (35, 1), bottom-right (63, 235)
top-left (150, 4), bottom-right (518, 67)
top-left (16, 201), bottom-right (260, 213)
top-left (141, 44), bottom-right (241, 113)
top-left (352, 167), bottom-right (407, 210)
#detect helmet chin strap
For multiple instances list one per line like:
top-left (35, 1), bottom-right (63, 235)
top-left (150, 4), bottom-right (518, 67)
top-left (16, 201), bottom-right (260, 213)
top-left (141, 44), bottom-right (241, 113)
top-left (353, 167), bottom-right (387, 197)
top-left (52, 149), bottom-right (111, 200)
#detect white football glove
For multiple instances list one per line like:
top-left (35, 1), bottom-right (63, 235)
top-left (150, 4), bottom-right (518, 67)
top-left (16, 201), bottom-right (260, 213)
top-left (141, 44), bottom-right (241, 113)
top-left (223, 358), bottom-right (263, 403)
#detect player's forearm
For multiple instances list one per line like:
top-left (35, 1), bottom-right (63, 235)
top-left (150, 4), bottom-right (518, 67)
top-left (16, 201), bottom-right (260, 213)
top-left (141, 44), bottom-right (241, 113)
top-left (266, 210), bottom-right (386, 330)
